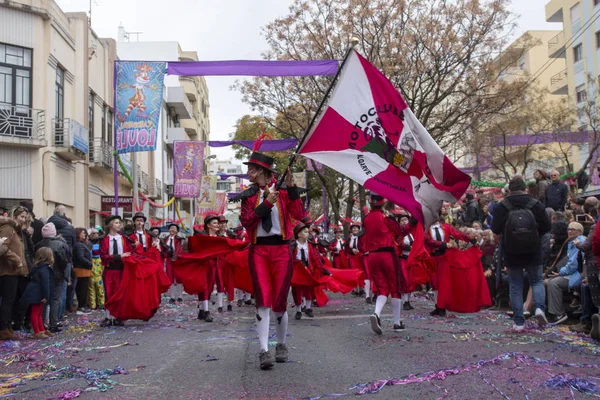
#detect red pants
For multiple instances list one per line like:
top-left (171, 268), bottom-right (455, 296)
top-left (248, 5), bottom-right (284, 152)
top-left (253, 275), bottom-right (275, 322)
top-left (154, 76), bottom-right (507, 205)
top-left (103, 270), bottom-right (123, 303)
top-left (368, 251), bottom-right (402, 298)
top-left (248, 244), bottom-right (293, 312)
top-left (292, 287), bottom-right (314, 306)
top-left (30, 303), bottom-right (44, 334)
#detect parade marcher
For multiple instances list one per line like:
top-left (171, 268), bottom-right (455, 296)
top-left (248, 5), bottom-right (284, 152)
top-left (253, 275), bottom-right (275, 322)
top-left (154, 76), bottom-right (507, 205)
top-left (344, 221), bottom-right (369, 302)
top-left (398, 214), bottom-right (416, 310)
top-left (364, 193), bottom-right (414, 335)
top-left (425, 214), bottom-right (474, 317)
top-left (329, 227), bottom-right (348, 269)
top-left (238, 137), bottom-right (305, 370)
top-left (196, 214), bottom-right (220, 322)
top-left (165, 223), bottom-right (183, 303)
top-left (217, 215), bottom-right (234, 312)
top-left (130, 212), bottom-right (152, 253)
top-left (99, 215), bottom-right (133, 327)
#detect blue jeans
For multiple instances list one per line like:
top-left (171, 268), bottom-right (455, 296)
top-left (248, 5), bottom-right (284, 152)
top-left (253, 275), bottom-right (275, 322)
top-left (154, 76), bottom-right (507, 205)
top-left (581, 283), bottom-right (599, 323)
top-left (58, 281), bottom-right (67, 320)
top-left (507, 265), bottom-right (545, 326)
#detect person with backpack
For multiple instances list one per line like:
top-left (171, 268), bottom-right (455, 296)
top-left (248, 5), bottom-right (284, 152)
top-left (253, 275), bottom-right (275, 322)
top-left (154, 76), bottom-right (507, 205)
top-left (491, 176), bottom-right (551, 331)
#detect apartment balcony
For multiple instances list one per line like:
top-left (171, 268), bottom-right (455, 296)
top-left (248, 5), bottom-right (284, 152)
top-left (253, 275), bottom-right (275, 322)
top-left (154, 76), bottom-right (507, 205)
top-left (545, 0), bottom-right (563, 23)
top-left (179, 77), bottom-right (198, 102)
top-left (148, 178), bottom-right (162, 199)
top-left (165, 127), bottom-right (190, 151)
top-left (0, 103), bottom-right (47, 148)
top-left (52, 118), bottom-right (88, 161)
top-left (548, 31), bottom-right (566, 58)
top-left (137, 167), bottom-right (149, 194)
top-left (180, 118), bottom-right (198, 137)
top-left (550, 69), bottom-right (568, 95)
top-left (88, 139), bottom-right (114, 171)
top-left (166, 86), bottom-right (192, 120)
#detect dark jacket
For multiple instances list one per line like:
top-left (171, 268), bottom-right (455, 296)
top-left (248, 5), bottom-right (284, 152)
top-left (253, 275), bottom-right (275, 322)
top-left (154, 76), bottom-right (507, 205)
top-left (576, 223), bottom-right (597, 268)
top-left (35, 237), bottom-right (71, 283)
top-left (490, 192), bottom-right (551, 269)
top-left (535, 170), bottom-right (549, 204)
top-left (47, 215), bottom-right (76, 249)
top-left (545, 181), bottom-right (569, 211)
top-left (20, 263), bottom-right (53, 305)
top-left (31, 218), bottom-right (45, 245)
top-left (464, 200), bottom-right (479, 227)
top-left (73, 241), bottom-right (92, 270)
top-left (540, 231), bottom-right (552, 268)
top-left (22, 230), bottom-right (35, 275)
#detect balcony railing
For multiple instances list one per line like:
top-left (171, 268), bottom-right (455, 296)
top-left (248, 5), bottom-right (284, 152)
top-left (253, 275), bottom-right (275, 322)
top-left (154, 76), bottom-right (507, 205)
top-left (548, 31), bottom-right (565, 53)
top-left (550, 69), bottom-right (568, 94)
top-left (0, 102), bottom-right (45, 140)
top-left (88, 139), bottom-right (114, 170)
top-left (148, 178), bottom-right (162, 199)
top-left (52, 118), bottom-right (88, 160)
top-left (139, 169), bottom-right (149, 193)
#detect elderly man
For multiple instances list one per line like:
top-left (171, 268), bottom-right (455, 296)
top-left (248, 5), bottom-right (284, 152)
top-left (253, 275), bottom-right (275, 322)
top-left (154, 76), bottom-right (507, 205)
top-left (545, 170), bottom-right (569, 211)
top-left (545, 222), bottom-right (586, 324)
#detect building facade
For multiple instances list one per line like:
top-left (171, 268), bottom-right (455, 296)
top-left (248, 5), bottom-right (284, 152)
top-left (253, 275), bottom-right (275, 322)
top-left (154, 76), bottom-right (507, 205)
top-left (0, 0), bottom-right (145, 227)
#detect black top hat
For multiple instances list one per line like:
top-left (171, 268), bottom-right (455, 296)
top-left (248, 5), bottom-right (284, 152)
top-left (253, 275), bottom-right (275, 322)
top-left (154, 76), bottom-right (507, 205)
top-left (369, 192), bottom-right (386, 207)
top-left (333, 225), bottom-right (343, 233)
top-left (105, 215), bottom-right (122, 226)
top-left (133, 211), bottom-right (147, 222)
top-left (293, 222), bottom-right (308, 238)
top-left (349, 221), bottom-right (361, 229)
top-left (242, 132), bottom-right (276, 172)
top-left (149, 227), bottom-right (161, 237)
top-left (167, 223), bottom-right (180, 232)
top-left (301, 216), bottom-right (313, 226)
top-left (203, 214), bottom-right (220, 229)
top-left (218, 215), bottom-right (228, 223)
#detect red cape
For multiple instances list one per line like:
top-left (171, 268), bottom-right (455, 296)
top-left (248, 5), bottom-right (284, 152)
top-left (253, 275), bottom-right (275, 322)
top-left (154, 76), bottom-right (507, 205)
top-left (407, 223), bottom-right (436, 286)
top-left (105, 248), bottom-right (171, 321)
top-left (227, 249), bottom-right (254, 295)
top-left (436, 246), bottom-right (492, 313)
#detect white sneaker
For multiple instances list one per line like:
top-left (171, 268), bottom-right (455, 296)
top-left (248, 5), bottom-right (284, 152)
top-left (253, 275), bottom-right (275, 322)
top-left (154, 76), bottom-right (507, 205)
top-left (535, 308), bottom-right (548, 327)
top-left (512, 324), bottom-right (525, 332)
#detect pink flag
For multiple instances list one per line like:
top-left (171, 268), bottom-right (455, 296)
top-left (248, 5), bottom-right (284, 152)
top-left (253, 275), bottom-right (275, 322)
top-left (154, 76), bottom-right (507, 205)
top-left (298, 51), bottom-right (470, 226)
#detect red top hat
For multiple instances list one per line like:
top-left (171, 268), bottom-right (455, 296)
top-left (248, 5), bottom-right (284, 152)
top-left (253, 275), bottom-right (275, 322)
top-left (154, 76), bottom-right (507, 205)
top-left (243, 131), bottom-right (276, 172)
top-left (349, 221), bottom-right (361, 230)
top-left (301, 216), bottom-right (313, 226)
top-left (218, 215), bottom-right (228, 223)
top-left (333, 226), bottom-right (343, 233)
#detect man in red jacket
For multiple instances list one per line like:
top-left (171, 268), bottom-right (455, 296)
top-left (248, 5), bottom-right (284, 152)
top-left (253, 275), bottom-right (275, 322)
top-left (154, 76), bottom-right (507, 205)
top-left (165, 223), bottom-right (183, 303)
top-left (99, 215), bottom-right (133, 327)
top-left (425, 215), bottom-right (473, 317)
top-left (363, 193), bottom-right (414, 335)
top-left (237, 144), bottom-right (304, 370)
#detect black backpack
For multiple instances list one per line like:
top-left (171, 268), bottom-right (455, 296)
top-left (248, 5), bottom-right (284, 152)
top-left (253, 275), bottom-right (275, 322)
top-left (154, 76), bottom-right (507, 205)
top-left (502, 198), bottom-right (540, 255)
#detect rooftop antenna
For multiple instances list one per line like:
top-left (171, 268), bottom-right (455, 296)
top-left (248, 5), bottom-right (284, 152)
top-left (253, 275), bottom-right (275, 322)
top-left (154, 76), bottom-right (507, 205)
top-left (88, 0), bottom-right (99, 27)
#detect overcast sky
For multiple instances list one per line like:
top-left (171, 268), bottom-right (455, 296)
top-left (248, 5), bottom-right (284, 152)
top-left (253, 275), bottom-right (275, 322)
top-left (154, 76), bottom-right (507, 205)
top-left (55, 0), bottom-right (559, 162)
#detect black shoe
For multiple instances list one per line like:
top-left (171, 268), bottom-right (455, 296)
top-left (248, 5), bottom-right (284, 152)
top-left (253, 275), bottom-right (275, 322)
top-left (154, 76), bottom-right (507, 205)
top-left (245, 300), bottom-right (253, 306)
top-left (113, 319), bottom-right (125, 326)
top-left (301, 306), bottom-right (306, 312)
top-left (275, 343), bottom-right (288, 363)
top-left (259, 350), bottom-right (275, 370)
top-left (304, 308), bottom-right (314, 318)
top-left (366, 297), bottom-right (373, 304)
top-left (169, 298), bottom-right (176, 304)
top-left (227, 304), bottom-right (233, 312)
top-left (218, 307), bottom-right (223, 313)
top-left (197, 310), bottom-right (206, 320)
top-left (204, 311), bottom-right (213, 322)
top-left (295, 312), bottom-right (302, 320)
top-left (430, 307), bottom-right (446, 317)
top-left (100, 318), bottom-right (112, 327)
top-left (393, 322), bottom-right (406, 332)
top-left (591, 314), bottom-right (600, 341)
top-left (237, 299), bottom-right (243, 307)
top-left (370, 314), bottom-right (383, 335)
top-left (49, 326), bottom-right (63, 333)
top-left (177, 298), bottom-right (183, 303)
top-left (403, 301), bottom-right (414, 311)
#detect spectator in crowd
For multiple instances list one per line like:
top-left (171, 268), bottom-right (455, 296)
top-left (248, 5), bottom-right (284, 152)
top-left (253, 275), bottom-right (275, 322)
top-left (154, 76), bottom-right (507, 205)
top-left (534, 169), bottom-right (549, 204)
top-left (12, 213), bottom-right (35, 332)
top-left (585, 196), bottom-right (599, 210)
top-left (545, 170), bottom-right (569, 211)
top-left (487, 193), bottom-right (498, 215)
top-left (73, 228), bottom-right (92, 314)
top-left (441, 204), bottom-right (453, 225)
top-left (552, 211), bottom-right (566, 223)
top-left (571, 215), bottom-right (598, 334)
top-left (48, 205), bottom-right (75, 248)
top-left (491, 176), bottom-right (551, 331)
top-left (481, 204), bottom-right (493, 229)
top-left (464, 193), bottom-right (479, 227)
top-left (545, 222), bottom-right (585, 324)
top-left (19, 200), bottom-right (44, 245)
top-left (35, 223), bottom-right (71, 333)
top-left (472, 221), bottom-right (483, 231)
top-left (0, 206), bottom-right (29, 340)
top-left (564, 210), bottom-right (575, 223)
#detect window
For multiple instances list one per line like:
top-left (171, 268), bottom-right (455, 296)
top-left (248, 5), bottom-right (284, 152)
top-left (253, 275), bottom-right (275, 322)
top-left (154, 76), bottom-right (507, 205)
top-left (0, 43), bottom-right (32, 110)
top-left (88, 92), bottom-right (95, 158)
top-left (576, 85), bottom-right (587, 103)
top-left (597, 31), bottom-right (600, 48)
top-left (101, 105), bottom-right (106, 143)
top-left (107, 109), bottom-right (113, 146)
top-left (216, 182), bottom-right (231, 191)
top-left (571, 3), bottom-right (581, 22)
top-left (574, 44), bottom-right (583, 62)
top-left (55, 67), bottom-right (64, 121)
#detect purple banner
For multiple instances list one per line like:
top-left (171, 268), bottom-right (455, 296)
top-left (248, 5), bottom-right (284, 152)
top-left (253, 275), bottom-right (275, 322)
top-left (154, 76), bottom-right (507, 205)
top-left (218, 173), bottom-right (247, 180)
top-left (495, 131), bottom-right (589, 146)
top-left (209, 139), bottom-right (298, 151)
top-left (167, 60), bottom-right (338, 77)
top-left (174, 141), bottom-right (205, 198)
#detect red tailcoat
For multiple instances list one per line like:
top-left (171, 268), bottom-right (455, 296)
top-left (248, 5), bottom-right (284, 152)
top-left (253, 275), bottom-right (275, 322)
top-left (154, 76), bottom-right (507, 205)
top-left (129, 231), bottom-right (152, 254)
top-left (362, 209), bottom-right (411, 251)
top-left (100, 234), bottom-right (134, 270)
top-left (164, 235), bottom-right (182, 282)
top-left (424, 223), bottom-right (471, 254)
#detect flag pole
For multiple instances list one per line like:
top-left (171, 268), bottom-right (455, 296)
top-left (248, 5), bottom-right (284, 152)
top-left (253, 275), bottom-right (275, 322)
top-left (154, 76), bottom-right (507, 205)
top-left (276, 37), bottom-right (360, 189)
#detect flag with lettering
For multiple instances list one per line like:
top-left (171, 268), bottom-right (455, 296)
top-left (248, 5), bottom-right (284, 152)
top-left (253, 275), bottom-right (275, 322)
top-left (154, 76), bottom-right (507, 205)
top-left (115, 62), bottom-right (166, 154)
top-left (298, 51), bottom-right (470, 226)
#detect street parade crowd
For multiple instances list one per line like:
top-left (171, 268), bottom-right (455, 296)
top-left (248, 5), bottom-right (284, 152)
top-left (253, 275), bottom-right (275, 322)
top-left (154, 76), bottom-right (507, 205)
top-left (1, 147), bottom-right (600, 370)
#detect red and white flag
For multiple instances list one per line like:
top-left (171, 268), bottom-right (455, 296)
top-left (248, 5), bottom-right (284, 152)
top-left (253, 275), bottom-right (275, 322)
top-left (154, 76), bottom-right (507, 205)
top-left (298, 51), bottom-right (470, 226)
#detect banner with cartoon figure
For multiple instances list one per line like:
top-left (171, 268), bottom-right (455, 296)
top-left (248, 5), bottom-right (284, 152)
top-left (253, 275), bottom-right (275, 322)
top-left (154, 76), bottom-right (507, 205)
top-left (115, 62), bottom-right (166, 154)
top-left (174, 141), bottom-right (205, 198)
top-left (195, 175), bottom-right (218, 215)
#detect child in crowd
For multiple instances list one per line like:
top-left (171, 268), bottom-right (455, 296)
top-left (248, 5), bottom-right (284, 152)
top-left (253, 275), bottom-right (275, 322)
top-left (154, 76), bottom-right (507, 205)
top-left (21, 248), bottom-right (54, 339)
top-left (88, 236), bottom-right (105, 310)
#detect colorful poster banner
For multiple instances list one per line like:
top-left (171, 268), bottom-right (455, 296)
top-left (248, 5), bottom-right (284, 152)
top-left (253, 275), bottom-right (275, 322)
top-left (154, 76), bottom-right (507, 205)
top-left (215, 193), bottom-right (227, 215)
top-left (195, 176), bottom-right (218, 217)
top-left (173, 141), bottom-right (205, 198)
top-left (292, 171), bottom-right (307, 190)
top-left (115, 61), bottom-right (166, 154)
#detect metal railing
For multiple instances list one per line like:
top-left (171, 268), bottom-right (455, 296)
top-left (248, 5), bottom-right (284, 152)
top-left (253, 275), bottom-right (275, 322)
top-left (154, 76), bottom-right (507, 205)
top-left (140, 170), bottom-right (149, 193)
top-left (0, 102), bottom-right (46, 139)
top-left (52, 118), bottom-right (70, 147)
top-left (148, 178), bottom-right (162, 198)
top-left (88, 139), bottom-right (114, 169)
top-left (548, 31), bottom-right (565, 52)
top-left (550, 69), bottom-right (567, 86)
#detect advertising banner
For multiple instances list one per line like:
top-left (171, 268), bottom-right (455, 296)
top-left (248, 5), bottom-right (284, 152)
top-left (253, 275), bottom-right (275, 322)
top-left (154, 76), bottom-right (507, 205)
top-left (173, 141), bottom-right (205, 198)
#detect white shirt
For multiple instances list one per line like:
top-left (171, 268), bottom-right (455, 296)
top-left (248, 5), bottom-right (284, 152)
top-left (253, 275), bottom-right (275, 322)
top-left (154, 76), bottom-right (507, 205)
top-left (108, 234), bottom-right (123, 255)
top-left (256, 184), bottom-right (282, 237)
top-left (296, 241), bottom-right (309, 264)
top-left (335, 239), bottom-right (343, 250)
top-left (430, 223), bottom-right (445, 242)
top-left (136, 230), bottom-right (147, 248)
top-left (403, 234), bottom-right (414, 256)
top-left (350, 235), bottom-right (359, 249)
top-left (168, 235), bottom-right (176, 248)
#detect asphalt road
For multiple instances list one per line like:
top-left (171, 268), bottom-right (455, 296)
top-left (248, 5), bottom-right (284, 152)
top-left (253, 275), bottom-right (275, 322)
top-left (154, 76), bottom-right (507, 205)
top-left (1, 293), bottom-right (599, 400)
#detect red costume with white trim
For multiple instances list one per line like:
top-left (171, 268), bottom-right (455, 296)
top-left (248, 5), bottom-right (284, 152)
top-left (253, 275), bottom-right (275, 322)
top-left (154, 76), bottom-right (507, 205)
top-left (424, 222), bottom-right (471, 289)
top-left (99, 234), bottom-right (134, 308)
top-left (164, 234), bottom-right (182, 283)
